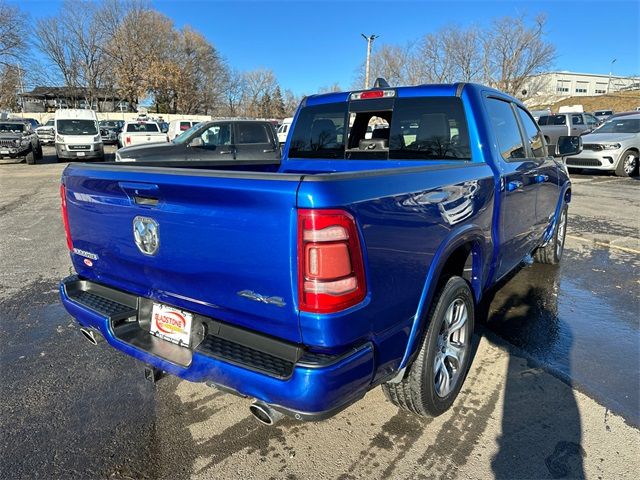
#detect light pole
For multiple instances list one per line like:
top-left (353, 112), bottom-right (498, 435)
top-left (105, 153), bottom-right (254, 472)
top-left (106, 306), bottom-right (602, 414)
top-left (607, 58), bottom-right (617, 94)
top-left (361, 33), bottom-right (378, 89)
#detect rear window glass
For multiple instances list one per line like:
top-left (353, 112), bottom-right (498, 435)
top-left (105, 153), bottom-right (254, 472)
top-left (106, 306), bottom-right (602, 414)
top-left (126, 123), bottom-right (160, 133)
top-left (236, 123), bottom-right (270, 144)
top-left (538, 115), bottom-right (566, 126)
top-left (288, 96), bottom-right (471, 160)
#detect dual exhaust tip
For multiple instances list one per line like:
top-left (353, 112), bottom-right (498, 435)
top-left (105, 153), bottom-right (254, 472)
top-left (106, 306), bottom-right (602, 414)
top-left (80, 327), bottom-right (283, 426)
top-left (80, 327), bottom-right (104, 346)
top-left (249, 401), bottom-right (284, 426)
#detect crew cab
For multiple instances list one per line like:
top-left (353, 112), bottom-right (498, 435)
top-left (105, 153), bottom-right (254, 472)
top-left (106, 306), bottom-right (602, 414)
top-left (118, 121), bottom-right (168, 148)
top-left (537, 112), bottom-right (599, 150)
top-left (59, 83), bottom-right (580, 424)
top-left (115, 120), bottom-right (279, 163)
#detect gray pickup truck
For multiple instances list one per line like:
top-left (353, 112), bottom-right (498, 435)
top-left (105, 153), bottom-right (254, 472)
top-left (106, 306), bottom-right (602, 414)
top-left (538, 113), bottom-right (600, 153)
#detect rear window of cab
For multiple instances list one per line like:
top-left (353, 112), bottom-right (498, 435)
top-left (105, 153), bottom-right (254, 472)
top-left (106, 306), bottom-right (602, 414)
top-left (288, 96), bottom-right (471, 161)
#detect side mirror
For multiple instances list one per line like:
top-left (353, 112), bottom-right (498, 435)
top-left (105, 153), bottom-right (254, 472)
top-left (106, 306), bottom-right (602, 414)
top-left (188, 137), bottom-right (203, 148)
top-left (556, 136), bottom-right (582, 157)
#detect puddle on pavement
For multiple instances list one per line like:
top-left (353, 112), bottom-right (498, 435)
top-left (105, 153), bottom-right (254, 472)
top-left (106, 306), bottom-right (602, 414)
top-left (483, 243), bottom-right (639, 426)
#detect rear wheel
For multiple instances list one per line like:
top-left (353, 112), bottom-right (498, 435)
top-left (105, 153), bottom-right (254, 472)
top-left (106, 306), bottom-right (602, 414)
top-left (534, 204), bottom-right (568, 264)
top-left (615, 150), bottom-right (638, 177)
top-left (382, 276), bottom-right (474, 417)
top-left (34, 143), bottom-right (43, 160)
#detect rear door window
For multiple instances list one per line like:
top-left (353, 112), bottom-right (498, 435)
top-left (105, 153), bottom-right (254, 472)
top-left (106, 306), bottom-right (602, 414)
top-left (485, 98), bottom-right (526, 161)
top-left (236, 123), bottom-right (271, 144)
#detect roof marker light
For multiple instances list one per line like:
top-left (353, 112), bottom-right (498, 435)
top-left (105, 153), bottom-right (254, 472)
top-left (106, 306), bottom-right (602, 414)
top-left (350, 90), bottom-right (395, 101)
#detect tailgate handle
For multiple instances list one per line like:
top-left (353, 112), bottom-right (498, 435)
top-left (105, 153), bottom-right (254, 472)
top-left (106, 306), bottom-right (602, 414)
top-left (119, 182), bottom-right (160, 206)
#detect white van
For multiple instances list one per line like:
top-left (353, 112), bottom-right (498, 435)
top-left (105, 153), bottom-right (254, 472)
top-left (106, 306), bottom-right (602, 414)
top-left (55, 109), bottom-right (103, 161)
top-left (167, 119), bottom-right (200, 141)
top-left (277, 117), bottom-right (293, 144)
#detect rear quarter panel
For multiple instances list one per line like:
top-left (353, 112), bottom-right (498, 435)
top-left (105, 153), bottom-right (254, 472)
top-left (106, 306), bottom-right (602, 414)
top-left (296, 162), bottom-right (495, 381)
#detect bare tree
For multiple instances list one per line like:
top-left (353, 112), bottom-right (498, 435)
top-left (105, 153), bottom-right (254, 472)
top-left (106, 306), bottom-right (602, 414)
top-left (0, 64), bottom-right (20, 110)
top-left (242, 68), bottom-right (278, 117)
top-left (0, 1), bottom-right (27, 68)
top-left (484, 14), bottom-right (556, 96)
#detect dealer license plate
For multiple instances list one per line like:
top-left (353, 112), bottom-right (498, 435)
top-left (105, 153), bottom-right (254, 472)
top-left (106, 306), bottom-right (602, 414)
top-left (150, 303), bottom-right (193, 347)
top-left (76, 151), bottom-right (85, 157)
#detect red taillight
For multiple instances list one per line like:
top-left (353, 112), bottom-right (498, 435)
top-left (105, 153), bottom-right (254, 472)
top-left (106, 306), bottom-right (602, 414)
top-left (126, 136), bottom-right (131, 144)
top-left (60, 184), bottom-right (73, 250)
top-left (298, 209), bottom-right (366, 313)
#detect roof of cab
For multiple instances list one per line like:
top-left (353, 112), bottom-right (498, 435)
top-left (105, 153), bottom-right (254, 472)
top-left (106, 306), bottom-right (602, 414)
top-left (303, 82), bottom-right (522, 108)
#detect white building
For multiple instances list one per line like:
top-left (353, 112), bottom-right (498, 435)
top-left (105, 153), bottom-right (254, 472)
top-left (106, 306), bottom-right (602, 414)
top-left (523, 71), bottom-right (639, 105)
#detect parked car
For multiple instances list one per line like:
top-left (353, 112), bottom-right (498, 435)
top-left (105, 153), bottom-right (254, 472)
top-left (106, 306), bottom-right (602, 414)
top-left (59, 82), bottom-right (579, 424)
top-left (565, 114), bottom-right (639, 177)
top-left (99, 120), bottom-right (122, 145)
top-left (55, 109), bottom-right (104, 162)
top-left (167, 119), bottom-right (200, 141)
top-left (115, 120), bottom-right (279, 163)
top-left (537, 112), bottom-right (599, 149)
top-left (118, 121), bottom-right (168, 148)
top-left (35, 118), bottom-right (56, 145)
top-left (593, 110), bottom-right (614, 122)
top-left (276, 117), bottom-right (293, 143)
top-left (0, 120), bottom-right (43, 164)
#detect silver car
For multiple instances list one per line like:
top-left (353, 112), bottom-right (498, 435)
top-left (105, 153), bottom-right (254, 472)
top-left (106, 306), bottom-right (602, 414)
top-left (565, 114), bottom-right (640, 177)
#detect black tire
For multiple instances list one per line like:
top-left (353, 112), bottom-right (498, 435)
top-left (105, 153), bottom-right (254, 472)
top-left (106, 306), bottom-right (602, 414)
top-left (382, 276), bottom-right (475, 417)
top-left (34, 143), bottom-right (43, 160)
top-left (534, 204), bottom-right (568, 264)
top-left (615, 150), bottom-right (639, 177)
top-left (25, 150), bottom-right (35, 165)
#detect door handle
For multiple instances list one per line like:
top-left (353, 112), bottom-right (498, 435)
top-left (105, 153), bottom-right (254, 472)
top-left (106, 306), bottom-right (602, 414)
top-left (534, 174), bottom-right (549, 183)
top-left (507, 180), bottom-right (523, 192)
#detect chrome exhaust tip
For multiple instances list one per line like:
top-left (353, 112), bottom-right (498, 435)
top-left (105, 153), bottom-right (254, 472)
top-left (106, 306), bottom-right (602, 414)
top-left (249, 401), bottom-right (284, 426)
top-left (80, 327), bottom-right (103, 346)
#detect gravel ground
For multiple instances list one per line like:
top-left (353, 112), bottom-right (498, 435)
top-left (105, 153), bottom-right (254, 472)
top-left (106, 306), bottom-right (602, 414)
top-left (0, 151), bottom-right (638, 479)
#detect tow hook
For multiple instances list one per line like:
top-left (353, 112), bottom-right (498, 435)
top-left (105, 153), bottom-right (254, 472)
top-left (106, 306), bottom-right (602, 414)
top-left (143, 365), bottom-right (165, 384)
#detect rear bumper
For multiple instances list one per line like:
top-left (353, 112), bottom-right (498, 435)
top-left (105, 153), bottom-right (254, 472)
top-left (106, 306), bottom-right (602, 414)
top-left (59, 276), bottom-right (375, 420)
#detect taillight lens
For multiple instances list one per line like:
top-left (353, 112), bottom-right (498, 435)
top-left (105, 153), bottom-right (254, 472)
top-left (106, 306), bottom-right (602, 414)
top-left (60, 184), bottom-right (73, 250)
top-left (298, 209), bottom-right (366, 313)
top-left (126, 136), bottom-right (131, 145)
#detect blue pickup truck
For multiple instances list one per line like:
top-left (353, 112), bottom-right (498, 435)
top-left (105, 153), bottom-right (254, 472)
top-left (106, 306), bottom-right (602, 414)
top-left (59, 83), bottom-right (580, 424)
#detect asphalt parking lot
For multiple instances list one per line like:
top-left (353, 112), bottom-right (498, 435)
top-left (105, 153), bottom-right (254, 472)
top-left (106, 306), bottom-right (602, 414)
top-left (1, 148), bottom-right (638, 479)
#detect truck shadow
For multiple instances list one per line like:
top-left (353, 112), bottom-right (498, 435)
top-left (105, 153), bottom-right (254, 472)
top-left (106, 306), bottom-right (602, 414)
top-left (479, 264), bottom-right (586, 479)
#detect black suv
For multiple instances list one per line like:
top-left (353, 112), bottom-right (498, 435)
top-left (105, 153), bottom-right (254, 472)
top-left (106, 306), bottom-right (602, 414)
top-left (0, 121), bottom-right (43, 165)
top-left (115, 120), bottom-right (279, 163)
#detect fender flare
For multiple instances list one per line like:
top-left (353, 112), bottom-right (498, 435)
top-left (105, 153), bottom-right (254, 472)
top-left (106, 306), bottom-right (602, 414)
top-left (397, 225), bottom-right (488, 370)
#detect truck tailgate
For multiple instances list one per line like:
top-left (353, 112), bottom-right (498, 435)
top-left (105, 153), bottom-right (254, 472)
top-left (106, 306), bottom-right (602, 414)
top-left (62, 164), bottom-right (303, 343)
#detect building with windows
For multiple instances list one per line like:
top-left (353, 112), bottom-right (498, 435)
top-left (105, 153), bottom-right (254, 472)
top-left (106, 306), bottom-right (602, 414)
top-left (18, 86), bottom-right (131, 113)
top-left (522, 71), bottom-right (639, 105)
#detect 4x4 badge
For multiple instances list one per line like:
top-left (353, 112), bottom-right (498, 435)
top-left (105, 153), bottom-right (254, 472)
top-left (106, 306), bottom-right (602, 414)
top-left (133, 216), bottom-right (159, 256)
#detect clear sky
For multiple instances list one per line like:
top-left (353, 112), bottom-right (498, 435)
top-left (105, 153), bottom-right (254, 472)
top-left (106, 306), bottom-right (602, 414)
top-left (19, 0), bottom-right (640, 95)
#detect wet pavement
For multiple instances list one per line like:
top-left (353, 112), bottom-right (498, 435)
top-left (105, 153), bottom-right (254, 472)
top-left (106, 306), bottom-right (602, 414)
top-left (0, 156), bottom-right (638, 479)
